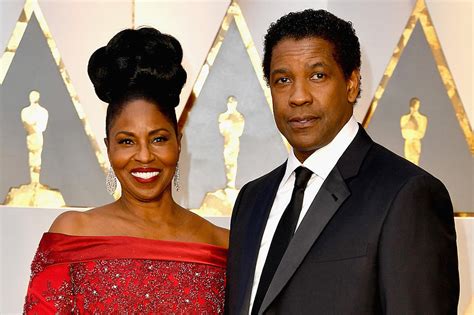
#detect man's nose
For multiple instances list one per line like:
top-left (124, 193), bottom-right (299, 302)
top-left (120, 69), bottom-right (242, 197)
top-left (289, 80), bottom-right (312, 106)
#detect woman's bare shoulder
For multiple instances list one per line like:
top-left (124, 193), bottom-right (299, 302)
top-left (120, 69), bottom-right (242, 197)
top-left (48, 205), bottom-right (111, 235)
top-left (210, 224), bottom-right (230, 249)
top-left (48, 210), bottom-right (88, 234)
top-left (185, 210), bottom-right (229, 248)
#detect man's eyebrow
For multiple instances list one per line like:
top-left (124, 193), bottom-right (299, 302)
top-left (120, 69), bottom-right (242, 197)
top-left (308, 62), bottom-right (326, 68)
top-left (270, 68), bottom-right (289, 77)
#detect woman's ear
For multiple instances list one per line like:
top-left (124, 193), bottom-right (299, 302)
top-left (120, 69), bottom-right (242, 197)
top-left (104, 138), bottom-right (111, 160)
top-left (177, 132), bottom-right (182, 155)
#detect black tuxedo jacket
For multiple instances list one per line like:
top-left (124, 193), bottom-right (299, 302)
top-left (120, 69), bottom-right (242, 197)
top-left (225, 126), bottom-right (459, 314)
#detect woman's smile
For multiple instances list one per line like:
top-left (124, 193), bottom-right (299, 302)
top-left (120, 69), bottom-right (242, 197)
top-left (130, 167), bottom-right (161, 183)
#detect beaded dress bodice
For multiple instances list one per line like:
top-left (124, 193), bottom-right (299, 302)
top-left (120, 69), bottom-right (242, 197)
top-left (24, 233), bottom-right (227, 314)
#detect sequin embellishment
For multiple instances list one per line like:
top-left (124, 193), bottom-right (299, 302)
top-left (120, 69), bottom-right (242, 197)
top-left (24, 254), bottom-right (226, 314)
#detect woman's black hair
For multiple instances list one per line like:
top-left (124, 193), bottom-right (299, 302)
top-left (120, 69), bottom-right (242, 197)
top-left (88, 27), bottom-right (187, 137)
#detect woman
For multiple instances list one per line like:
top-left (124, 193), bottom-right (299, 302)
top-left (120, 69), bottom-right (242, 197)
top-left (24, 27), bottom-right (228, 314)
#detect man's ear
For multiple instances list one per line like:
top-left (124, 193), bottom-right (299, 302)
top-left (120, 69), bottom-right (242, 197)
top-left (347, 69), bottom-right (360, 104)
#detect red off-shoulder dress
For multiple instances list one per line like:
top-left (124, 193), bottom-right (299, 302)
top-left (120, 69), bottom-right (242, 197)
top-left (24, 233), bottom-right (227, 314)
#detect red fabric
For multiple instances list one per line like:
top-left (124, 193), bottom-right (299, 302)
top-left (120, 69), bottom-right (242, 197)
top-left (24, 233), bottom-right (227, 314)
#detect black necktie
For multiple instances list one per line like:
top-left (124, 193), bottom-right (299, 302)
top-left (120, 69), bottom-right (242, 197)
top-left (252, 166), bottom-right (313, 314)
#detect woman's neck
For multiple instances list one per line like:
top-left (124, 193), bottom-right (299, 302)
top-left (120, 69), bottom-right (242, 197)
top-left (116, 190), bottom-right (181, 226)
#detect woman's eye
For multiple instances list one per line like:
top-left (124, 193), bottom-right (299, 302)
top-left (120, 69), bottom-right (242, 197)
top-left (118, 138), bottom-right (133, 145)
top-left (152, 136), bottom-right (168, 143)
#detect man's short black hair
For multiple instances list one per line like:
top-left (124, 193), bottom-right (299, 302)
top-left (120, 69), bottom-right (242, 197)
top-left (263, 9), bottom-right (361, 93)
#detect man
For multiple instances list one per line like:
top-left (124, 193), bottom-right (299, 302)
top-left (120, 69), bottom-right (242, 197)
top-left (225, 9), bottom-right (459, 314)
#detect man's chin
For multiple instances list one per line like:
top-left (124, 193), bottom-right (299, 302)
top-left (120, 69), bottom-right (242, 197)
top-left (290, 140), bottom-right (324, 153)
top-left (291, 145), bottom-right (320, 162)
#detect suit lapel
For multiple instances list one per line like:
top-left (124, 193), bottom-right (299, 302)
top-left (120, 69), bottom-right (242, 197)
top-left (259, 126), bottom-right (374, 314)
top-left (238, 163), bottom-right (287, 313)
top-left (259, 167), bottom-right (350, 313)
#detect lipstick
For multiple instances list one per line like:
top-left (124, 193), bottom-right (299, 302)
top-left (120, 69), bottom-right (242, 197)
top-left (130, 167), bottom-right (161, 183)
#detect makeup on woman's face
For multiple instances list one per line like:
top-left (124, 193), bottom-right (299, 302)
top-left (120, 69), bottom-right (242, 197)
top-left (107, 99), bottom-right (180, 201)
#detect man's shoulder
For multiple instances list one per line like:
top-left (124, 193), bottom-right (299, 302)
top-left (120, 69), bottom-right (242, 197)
top-left (364, 140), bottom-right (436, 181)
top-left (340, 127), bottom-right (434, 183)
top-left (346, 140), bottom-right (450, 209)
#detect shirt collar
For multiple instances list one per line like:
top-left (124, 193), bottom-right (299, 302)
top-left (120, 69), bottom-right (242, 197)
top-left (282, 116), bottom-right (359, 185)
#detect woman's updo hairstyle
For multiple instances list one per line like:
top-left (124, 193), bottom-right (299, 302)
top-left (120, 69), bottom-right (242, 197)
top-left (88, 27), bottom-right (187, 137)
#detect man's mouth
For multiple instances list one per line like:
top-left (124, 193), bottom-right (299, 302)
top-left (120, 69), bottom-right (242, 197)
top-left (289, 116), bottom-right (318, 128)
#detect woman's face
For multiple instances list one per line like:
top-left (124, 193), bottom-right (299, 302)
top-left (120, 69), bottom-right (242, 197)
top-left (106, 99), bottom-right (180, 202)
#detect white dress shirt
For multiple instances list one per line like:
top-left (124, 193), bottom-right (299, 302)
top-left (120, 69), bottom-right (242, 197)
top-left (248, 116), bottom-right (359, 312)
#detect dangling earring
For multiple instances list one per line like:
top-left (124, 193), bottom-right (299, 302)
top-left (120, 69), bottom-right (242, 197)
top-left (173, 162), bottom-right (180, 191)
top-left (106, 166), bottom-right (117, 195)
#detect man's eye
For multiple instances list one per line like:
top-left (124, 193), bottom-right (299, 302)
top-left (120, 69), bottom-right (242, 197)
top-left (118, 139), bottom-right (133, 145)
top-left (312, 73), bottom-right (325, 80)
top-left (276, 77), bottom-right (291, 84)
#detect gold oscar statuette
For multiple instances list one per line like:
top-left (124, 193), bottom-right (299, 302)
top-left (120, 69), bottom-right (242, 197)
top-left (400, 97), bottom-right (428, 165)
top-left (4, 91), bottom-right (65, 207)
top-left (193, 96), bottom-right (245, 216)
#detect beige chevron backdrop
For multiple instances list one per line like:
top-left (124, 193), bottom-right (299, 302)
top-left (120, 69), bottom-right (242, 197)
top-left (1, 0), bottom-right (472, 156)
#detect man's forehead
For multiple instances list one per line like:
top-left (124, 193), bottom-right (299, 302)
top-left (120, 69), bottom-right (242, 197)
top-left (274, 35), bottom-right (334, 47)
top-left (270, 37), bottom-right (336, 64)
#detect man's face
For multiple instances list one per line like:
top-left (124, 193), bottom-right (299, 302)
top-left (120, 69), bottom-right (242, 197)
top-left (269, 37), bottom-right (359, 162)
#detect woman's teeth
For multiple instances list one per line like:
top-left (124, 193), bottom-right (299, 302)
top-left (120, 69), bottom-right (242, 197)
top-left (131, 171), bottom-right (160, 179)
